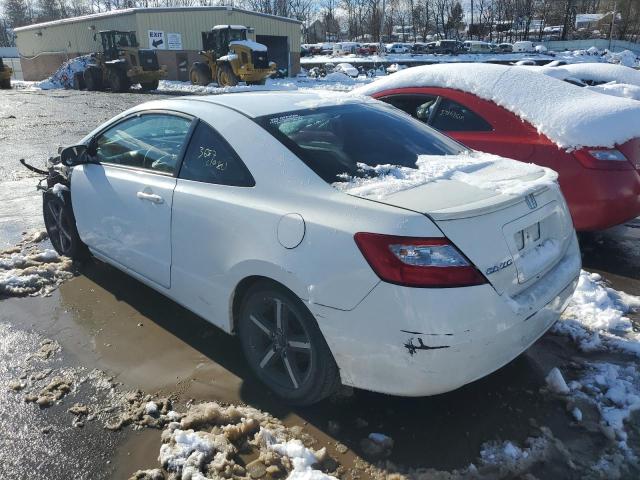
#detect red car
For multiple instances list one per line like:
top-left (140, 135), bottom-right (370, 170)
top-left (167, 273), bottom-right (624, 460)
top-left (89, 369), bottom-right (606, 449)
top-left (356, 65), bottom-right (640, 231)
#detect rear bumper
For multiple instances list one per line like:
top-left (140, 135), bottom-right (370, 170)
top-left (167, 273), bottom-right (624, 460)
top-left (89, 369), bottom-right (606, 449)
top-left (562, 168), bottom-right (640, 231)
top-left (310, 235), bottom-right (580, 397)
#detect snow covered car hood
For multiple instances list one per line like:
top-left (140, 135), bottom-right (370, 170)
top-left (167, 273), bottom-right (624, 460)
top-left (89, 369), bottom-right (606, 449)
top-left (352, 63), bottom-right (640, 150)
top-left (334, 152), bottom-right (558, 219)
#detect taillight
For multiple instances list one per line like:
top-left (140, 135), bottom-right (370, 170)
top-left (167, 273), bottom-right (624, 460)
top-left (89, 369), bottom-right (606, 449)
top-left (573, 148), bottom-right (634, 170)
top-left (354, 233), bottom-right (487, 288)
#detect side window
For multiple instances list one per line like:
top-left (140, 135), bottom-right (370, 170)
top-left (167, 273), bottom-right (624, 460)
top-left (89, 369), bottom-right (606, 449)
top-left (431, 99), bottom-right (493, 132)
top-left (95, 114), bottom-right (192, 174)
top-left (380, 95), bottom-right (438, 124)
top-left (179, 121), bottom-right (254, 187)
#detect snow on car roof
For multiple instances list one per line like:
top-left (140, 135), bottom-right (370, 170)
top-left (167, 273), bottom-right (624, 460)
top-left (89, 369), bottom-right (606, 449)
top-left (553, 62), bottom-right (640, 87)
top-left (353, 63), bottom-right (640, 149)
top-left (181, 90), bottom-right (374, 117)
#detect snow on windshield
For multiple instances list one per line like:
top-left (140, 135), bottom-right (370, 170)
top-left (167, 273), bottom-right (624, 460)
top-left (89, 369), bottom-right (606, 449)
top-left (354, 63), bottom-right (640, 150)
top-left (333, 151), bottom-right (558, 200)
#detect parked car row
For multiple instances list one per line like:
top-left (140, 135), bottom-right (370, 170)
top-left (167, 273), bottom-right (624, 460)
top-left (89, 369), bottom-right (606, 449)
top-left (302, 40), bottom-right (547, 57)
top-left (36, 61), bottom-right (639, 406)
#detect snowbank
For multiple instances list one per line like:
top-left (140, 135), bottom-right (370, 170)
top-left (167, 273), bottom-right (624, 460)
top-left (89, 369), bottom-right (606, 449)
top-left (333, 151), bottom-right (557, 200)
top-left (353, 63), bottom-right (640, 149)
top-left (554, 271), bottom-right (640, 356)
top-left (606, 49), bottom-right (639, 68)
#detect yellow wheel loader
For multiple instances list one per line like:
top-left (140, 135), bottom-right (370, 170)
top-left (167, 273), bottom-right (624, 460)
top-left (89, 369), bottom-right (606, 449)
top-left (82, 31), bottom-right (167, 93)
top-left (190, 25), bottom-right (276, 87)
top-left (0, 57), bottom-right (13, 89)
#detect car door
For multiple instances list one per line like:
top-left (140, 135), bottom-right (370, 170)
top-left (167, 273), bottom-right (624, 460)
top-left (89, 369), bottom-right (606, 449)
top-left (169, 118), bottom-right (256, 328)
top-left (71, 112), bottom-right (194, 289)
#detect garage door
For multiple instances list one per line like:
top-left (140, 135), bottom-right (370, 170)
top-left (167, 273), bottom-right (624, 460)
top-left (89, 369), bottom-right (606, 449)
top-left (256, 35), bottom-right (288, 74)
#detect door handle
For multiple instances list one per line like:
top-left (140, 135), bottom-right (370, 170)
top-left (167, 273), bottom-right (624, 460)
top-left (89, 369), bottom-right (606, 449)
top-left (136, 191), bottom-right (164, 204)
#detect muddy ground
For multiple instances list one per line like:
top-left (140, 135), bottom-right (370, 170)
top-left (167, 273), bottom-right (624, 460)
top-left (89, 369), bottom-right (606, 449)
top-left (1, 87), bottom-right (639, 479)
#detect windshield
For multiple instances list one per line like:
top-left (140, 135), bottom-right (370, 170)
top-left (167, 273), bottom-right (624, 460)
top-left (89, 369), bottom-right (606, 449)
top-left (257, 103), bottom-right (465, 184)
top-left (229, 29), bottom-right (247, 42)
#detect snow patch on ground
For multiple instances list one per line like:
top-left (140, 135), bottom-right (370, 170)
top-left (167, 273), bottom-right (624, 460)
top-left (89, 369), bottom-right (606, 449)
top-left (571, 362), bottom-right (640, 448)
top-left (0, 231), bottom-right (73, 296)
top-left (333, 151), bottom-right (557, 200)
top-left (554, 271), bottom-right (640, 356)
top-left (152, 405), bottom-right (337, 480)
top-left (479, 436), bottom-right (550, 470)
top-left (156, 75), bottom-right (373, 95)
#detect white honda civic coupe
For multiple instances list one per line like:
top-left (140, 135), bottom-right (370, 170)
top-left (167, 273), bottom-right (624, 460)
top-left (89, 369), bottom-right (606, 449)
top-left (42, 91), bottom-right (581, 405)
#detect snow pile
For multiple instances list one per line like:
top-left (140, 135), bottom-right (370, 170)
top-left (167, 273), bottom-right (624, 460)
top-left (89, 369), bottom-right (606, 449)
top-left (262, 428), bottom-right (336, 480)
top-left (333, 152), bottom-right (557, 200)
top-left (354, 63), bottom-right (640, 149)
top-left (587, 82), bottom-right (640, 101)
top-left (605, 49), bottom-right (639, 68)
top-left (0, 231), bottom-right (73, 296)
top-left (37, 55), bottom-right (94, 90)
top-left (553, 271), bottom-right (640, 356)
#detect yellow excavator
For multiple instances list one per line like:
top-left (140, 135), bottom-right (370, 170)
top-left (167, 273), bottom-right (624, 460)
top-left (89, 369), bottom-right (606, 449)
top-left (0, 57), bottom-right (13, 89)
top-left (190, 25), bottom-right (276, 87)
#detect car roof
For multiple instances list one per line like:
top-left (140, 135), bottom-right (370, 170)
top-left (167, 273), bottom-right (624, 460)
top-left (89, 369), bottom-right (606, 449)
top-left (176, 90), bottom-right (371, 118)
top-left (351, 63), bottom-right (640, 149)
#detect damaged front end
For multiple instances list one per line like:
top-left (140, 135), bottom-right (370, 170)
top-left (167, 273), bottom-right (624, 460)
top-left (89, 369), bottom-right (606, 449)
top-left (21, 144), bottom-right (85, 195)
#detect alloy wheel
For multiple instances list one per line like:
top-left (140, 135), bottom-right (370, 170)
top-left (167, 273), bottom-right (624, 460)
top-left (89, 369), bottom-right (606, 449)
top-left (244, 295), bottom-right (313, 390)
top-left (45, 201), bottom-right (73, 255)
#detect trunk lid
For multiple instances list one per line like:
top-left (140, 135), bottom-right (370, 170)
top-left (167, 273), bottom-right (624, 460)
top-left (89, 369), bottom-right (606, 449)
top-left (343, 154), bottom-right (575, 296)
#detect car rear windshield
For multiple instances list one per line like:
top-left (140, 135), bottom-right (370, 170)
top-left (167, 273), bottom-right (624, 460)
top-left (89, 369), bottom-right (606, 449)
top-left (256, 103), bottom-right (465, 184)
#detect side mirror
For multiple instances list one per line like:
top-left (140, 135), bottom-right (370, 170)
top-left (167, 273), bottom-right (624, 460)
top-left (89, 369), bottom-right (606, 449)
top-left (60, 144), bottom-right (90, 167)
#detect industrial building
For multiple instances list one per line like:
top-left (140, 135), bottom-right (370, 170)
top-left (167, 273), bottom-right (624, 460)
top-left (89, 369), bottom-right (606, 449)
top-left (14, 6), bottom-right (302, 81)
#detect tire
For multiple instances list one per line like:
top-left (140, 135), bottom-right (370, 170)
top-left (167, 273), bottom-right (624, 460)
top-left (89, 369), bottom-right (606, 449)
top-left (84, 67), bottom-right (102, 91)
top-left (238, 281), bottom-right (340, 405)
top-left (42, 190), bottom-right (88, 260)
top-left (0, 78), bottom-right (11, 89)
top-left (216, 63), bottom-right (238, 87)
top-left (72, 72), bottom-right (85, 90)
top-left (140, 79), bottom-right (159, 91)
top-left (107, 68), bottom-right (130, 93)
top-left (189, 63), bottom-right (212, 86)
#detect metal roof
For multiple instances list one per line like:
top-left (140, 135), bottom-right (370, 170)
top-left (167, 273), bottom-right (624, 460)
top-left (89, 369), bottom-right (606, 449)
top-left (14, 6), bottom-right (302, 32)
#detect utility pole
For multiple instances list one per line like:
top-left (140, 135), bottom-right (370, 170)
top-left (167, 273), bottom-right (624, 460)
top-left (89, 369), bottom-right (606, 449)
top-left (379, 0), bottom-right (386, 57)
top-left (608, 1), bottom-right (617, 51)
top-left (470, 0), bottom-right (474, 40)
